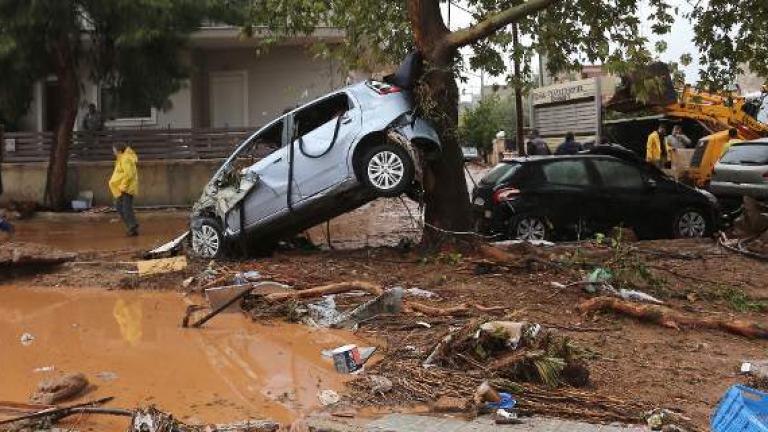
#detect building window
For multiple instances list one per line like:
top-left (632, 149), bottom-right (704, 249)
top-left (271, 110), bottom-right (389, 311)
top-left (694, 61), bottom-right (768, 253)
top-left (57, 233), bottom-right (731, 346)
top-left (100, 86), bottom-right (156, 125)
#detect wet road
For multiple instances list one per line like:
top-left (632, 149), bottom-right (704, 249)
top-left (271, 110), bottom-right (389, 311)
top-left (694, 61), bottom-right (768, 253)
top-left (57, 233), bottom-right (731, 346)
top-left (0, 286), bottom-right (369, 427)
top-left (10, 212), bottom-right (188, 253)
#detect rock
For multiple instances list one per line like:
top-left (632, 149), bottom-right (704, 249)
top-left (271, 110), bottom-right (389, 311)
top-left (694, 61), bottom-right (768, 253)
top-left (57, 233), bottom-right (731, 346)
top-left (367, 375), bottom-right (393, 394)
top-left (30, 373), bottom-right (90, 405)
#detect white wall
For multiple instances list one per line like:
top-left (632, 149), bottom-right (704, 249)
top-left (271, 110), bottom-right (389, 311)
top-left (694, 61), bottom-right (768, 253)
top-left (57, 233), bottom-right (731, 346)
top-left (204, 46), bottom-right (343, 127)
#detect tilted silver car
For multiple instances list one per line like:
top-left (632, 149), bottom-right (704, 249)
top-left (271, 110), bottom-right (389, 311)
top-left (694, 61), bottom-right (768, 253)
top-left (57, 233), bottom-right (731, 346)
top-left (190, 78), bottom-right (440, 258)
top-left (710, 140), bottom-right (768, 208)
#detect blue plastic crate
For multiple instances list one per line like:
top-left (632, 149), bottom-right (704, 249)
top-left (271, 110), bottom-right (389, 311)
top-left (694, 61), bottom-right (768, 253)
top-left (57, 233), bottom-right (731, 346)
top-left (712, 385), bottom-right (768, 432)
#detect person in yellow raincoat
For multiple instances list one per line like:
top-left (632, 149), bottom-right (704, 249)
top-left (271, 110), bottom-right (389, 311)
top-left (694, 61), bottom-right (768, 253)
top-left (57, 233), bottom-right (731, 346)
top-left (646, 124), bottom-right (671, 169)
top-left (109, 144), bottom-right (139, 236)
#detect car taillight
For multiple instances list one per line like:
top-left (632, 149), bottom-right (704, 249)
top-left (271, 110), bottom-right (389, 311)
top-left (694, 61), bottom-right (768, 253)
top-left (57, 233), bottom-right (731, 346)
top-left (763, 171), bottom-right (768, 179)
top-left (492, 187), bottom-right (520, 203)
top-left (378, 85), bottom-right (402, 95)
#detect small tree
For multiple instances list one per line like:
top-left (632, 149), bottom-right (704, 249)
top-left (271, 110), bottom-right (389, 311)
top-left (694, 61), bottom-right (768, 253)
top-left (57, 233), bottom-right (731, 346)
top-left (459, 94), bottom-right (516, 157)
top-left (0, 0), bottom-right (224, 209)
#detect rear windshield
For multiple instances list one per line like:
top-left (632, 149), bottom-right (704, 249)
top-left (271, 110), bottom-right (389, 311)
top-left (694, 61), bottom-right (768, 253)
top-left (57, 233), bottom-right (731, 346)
top-left (720, 143), bottom-right (768, 165)
top-left (480, 163), bottom-right (520, 186)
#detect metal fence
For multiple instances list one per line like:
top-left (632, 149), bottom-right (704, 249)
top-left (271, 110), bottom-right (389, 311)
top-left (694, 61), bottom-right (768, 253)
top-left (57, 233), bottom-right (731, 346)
top-left (2, 127), bottom-right (254, 163)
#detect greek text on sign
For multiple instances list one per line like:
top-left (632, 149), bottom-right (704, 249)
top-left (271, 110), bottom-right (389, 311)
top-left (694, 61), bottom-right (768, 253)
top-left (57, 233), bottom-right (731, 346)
top-left (532, 78), bottom-right (596, 106)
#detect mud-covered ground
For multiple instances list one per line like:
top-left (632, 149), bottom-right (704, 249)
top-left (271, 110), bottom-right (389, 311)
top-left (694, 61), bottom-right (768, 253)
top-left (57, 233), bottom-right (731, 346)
top-left (2, 164), bottom-right (767, 430)
top-left (4, 226), bottom-right (767, 430)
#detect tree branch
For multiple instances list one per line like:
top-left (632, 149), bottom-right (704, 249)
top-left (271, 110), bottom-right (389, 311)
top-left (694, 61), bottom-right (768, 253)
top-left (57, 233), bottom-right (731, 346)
top-left (445, 0), bottom-right (560, 49)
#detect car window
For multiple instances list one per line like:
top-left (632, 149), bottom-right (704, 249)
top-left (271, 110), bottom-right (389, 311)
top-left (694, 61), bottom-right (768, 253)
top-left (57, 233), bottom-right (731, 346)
top-left (720, 143), bottom-right (768, 165)
top-left (230, 119), bottom-right (284, 167)
top-left (593, 159), bottom-right (644, 189)
top-left (541, 160), bottom-right (591, 186)
top-left (293, 93), bottom-right (351, 138)
top-left (480, 163), bottom-right (520, 186)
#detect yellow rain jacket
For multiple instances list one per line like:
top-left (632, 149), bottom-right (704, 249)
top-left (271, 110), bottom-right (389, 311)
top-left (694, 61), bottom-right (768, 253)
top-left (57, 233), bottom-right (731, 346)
top-left (109, 147), bottom-right (139, 198)
top-left (646, 131), bottom-right (671, 163)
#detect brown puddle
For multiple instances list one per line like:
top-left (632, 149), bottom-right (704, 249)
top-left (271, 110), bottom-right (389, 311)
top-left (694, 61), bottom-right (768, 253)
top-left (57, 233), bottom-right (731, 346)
top-left (9, 212), bottom-right (188, 253)
top-left (0, 285), bottom-right (369, 429)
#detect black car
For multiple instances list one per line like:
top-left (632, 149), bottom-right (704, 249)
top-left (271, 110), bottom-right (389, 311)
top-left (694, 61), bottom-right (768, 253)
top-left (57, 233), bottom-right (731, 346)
top-left (472, 151), bottom-right (720, 241)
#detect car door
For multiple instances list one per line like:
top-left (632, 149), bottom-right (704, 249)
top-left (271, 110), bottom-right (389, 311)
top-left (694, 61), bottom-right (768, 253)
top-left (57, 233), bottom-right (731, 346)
top-left (230, 119), bottom-right (300, 229)
top-left (591, 158), bottom-right (652, 233)
top-left (535, 159), bottom-right (603, 236)
top-left (290, 92), bottom-right (362, 199)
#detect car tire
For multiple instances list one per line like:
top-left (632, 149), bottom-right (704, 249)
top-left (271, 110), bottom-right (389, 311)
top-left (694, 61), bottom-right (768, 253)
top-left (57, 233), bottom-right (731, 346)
top-left (360, 144), bottom-right (415, 197)
top-left (191, 217), bottom-right (226, 259)
top-left (511, 215), bottom-right (551, 241)
top-left (673, 208), bottom-right (710, 238)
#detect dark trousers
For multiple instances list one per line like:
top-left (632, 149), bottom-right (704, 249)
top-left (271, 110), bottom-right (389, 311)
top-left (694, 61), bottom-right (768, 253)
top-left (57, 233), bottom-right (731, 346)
top-left (115, 193), bottom-right (138, 232)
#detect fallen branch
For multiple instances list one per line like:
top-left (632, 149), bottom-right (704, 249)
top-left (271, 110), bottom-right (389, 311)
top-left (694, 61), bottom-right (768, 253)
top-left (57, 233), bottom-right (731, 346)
top-left (407, 301), bottom-right (507, 317)
top-left (0, 397), bottom-right (114, 426)
top-left (264, 281), bottom-right (383, 302)
top-left (579, 296), bottom-right (768, 339)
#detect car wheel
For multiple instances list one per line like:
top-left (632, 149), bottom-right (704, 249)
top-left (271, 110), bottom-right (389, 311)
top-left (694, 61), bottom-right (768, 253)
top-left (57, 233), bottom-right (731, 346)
top-left (361, 144), bottom-right (415, 197)
top-left (512, 215), bottom-right (551, 241)
top-left (673, 208), bottom-right (709, 238)
top-left (191, 218), bottom-right (226, 259)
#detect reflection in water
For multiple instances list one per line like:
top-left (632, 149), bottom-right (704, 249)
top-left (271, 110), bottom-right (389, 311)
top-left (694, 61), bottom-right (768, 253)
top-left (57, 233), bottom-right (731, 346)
top-left (113, 298), bottom-right (143, 345)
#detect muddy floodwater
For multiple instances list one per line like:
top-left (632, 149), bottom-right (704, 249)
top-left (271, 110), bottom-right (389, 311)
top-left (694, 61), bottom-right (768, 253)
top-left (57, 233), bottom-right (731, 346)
top-left (0, 285), bottom-right (369, 429)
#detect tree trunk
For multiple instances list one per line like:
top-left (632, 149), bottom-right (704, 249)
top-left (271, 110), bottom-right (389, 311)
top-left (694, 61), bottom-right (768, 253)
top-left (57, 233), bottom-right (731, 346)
top-left (408, 0), bottom-right (474, 244)
top-left (45, 42), bottom-right (79, 210)
top-left (418, 64), bottom-right (474, 238)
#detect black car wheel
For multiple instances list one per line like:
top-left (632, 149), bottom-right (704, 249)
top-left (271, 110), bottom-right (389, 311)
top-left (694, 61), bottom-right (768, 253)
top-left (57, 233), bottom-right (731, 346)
top-left (512, 215), bottom-right (551, 241)
top-left (673, 208), bottom-right (709, 238)
top-left (361, 144), bottom-right (415, 197)
top-left (191, 217), bottom-right (226, 259)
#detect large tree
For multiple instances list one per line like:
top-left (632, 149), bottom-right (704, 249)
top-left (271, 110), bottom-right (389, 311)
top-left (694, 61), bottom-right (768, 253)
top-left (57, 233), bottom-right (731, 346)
top-left (0, 0), bottom-right (227, 209)
top-left (242, 0), bottom-right (681, 239)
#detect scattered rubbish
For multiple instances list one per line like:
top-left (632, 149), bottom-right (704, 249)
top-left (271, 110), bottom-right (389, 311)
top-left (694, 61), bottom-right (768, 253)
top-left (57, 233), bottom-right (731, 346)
top-left (181, 276), bottom-right (195, 288)
top-left (618, 288), bottom-right (664, 305)
top-left (206, 284), bottom-right (254, 313)
top-left (645, 408), bottom-right (693, 431)
top-left (585, 267), bottom-right (613, 292)
top-left (71, 191), bottom-right (94, 211)
top-left (550, 281), bottom-right (566, 289)
top-left (307, 296), bottom-right (342, 327)
top-left (129, 406), bottom-right (279, 432)
top-left (95, 371), bottom-right (118, 382)
top-left (403, 287), bottom-right (439, 299)
top-left (185, 285), bottom-right (255, 328)
top-left (415, 321), bottom-right (432, 329)
top-left (233, 270), bottom-right (262, 285)
top-left (136, 256), bottom-right (188, 277)
top-left (30, 373), bottom-right (90, 405)
top-left (331, 344), bottom-right (363, 374)
top-left (358, 346), bottom-right (377, 366)
top-left (492, 239), bottom-right (555, 248)
top-left (144, 231), bottom-right (189, 259)
top-left (317, 389), bottom-right (341, 406)
top-left (477, 321), bottom-right (539, 350)
top-left (335, 287), bottom-right (403, 327)
top-left (366, 375), bottom-right (393, 395)
top-left (1, 242), bottom-right (76, 269)
top-left (32, 366), bottom-right (54, 373)
top-left (20, 333), bottom-right (35, 346)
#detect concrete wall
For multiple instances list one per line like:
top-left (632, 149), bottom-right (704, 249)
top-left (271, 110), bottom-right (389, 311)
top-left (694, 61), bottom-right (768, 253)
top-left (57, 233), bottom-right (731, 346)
top-left (1, 159), bottom-right (222, 207)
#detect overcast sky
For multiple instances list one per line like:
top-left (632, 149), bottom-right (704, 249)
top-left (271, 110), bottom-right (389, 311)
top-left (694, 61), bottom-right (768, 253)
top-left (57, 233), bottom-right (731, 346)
top-left (445, 0), bottom-right (702, 100)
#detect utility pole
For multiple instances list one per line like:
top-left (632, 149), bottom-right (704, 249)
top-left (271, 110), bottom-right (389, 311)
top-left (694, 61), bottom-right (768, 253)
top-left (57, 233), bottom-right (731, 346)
top-left (513, 23), bottom-right (525, 156)
top-left (480, 70), bottom-right (485, 99)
